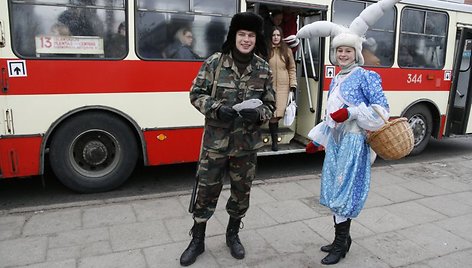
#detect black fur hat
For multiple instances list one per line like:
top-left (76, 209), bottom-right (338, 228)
top-left (222, 12), bottom-right (267, 58)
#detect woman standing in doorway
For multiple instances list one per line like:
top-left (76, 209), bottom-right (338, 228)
top-left (268, 26), bottom-right (297, 151)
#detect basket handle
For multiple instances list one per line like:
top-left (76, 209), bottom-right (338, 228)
top-left (372, 105), bottom-right (388, 124)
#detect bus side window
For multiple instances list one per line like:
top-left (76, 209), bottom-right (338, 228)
top-left (332, 0), bottom-right (395, 67)
top-left (136, 7), bottom-right (230, 61)
top-left (398, 8), bottom-right (447, 69)
top-left (203, 19), bottom-right (228, 57)
top-left (136, 12), bottom-right (197, 60)
top-left (104, 22), bottom-right (127, 59)
top-left (10, 1), bottom-right (126, 59)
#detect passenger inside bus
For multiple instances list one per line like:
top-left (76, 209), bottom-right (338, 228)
top-left (362, 38), bottom-right (380, 66)
top-left (399, 46), bottom-right (415, 67)
top-left (259, 5), bottom-right (299, 53)
top-left (57, 5), bottom-right (104, 37)
top-left (268, 26), bottom-right (297, 151)
top-left (270, 9), bottom-right (298, 38)
top-left (163, 27), bottom-right (201, 59)
top-left (271, 10), bottom-right (284, 28)
top-left (50, 22), bottom-right (71, 36)
top-left (260, 5), bottom-right (274, 41)
top-left (46, 22), bottom-right (73, 58)
top-left (105, 22), bottom-right (126, 58)
top-left (204, 20), bottom-right (228, 57)
top-left (281, 7), bottom-right (298, 37)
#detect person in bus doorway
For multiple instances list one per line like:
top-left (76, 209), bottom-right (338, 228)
top-left (268, 26), bottom-right (297, 151)
top-left (306, 31), bottom-right (390, 265)
top-left (181, 12), bottom-right (275, 266)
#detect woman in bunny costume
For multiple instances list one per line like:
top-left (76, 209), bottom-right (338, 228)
top-left (297, 0), bottom-right (399, 265)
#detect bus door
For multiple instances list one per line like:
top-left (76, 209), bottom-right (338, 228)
top-left (249, 1), bottom-right (327, 153)
top-left (295, 12), bottom-right (326, 145)
top-left (447, 27), bottom-right (472, 135)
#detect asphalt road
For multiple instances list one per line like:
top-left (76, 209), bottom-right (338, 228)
top-left (0, 135), bottom-right (471, 212)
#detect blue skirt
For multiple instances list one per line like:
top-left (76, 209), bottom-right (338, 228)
top-left (320, 129), bottom-right (371, 218)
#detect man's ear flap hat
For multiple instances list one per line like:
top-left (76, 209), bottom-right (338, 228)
top-left (222, 12), bottom-right (267, 57)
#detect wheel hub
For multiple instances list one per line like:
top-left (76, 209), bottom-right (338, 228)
top-left (409, 116), bottom-right (426, 146)
top-left (82, 140), bottom-right (108, 166)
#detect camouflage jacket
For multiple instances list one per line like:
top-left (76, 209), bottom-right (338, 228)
top-left (190, 52), bottom-right (276, 155)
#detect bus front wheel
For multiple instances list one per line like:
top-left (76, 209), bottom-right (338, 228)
top-left (404, 104), bottom-right (432, 156)
top-left (49, 112), bottom-right (138, 193)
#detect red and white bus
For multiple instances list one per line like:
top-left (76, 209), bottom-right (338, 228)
top-left (1, 0), bottom-right (471, 193)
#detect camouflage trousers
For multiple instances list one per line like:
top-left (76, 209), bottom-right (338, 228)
top-left (193, 149), bottom-right (257, 223)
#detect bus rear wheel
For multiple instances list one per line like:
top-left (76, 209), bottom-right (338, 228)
top-left (49, 112), bottom-right (138, 193)
top-left (404, 104), bottom-right (432, 156)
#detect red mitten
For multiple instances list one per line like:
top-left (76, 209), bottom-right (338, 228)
top-left (306, 142), bottom-right (324, 154)
top-left (330, 108), bottom-right (349, 123)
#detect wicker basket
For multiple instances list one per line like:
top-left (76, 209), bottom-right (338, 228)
top-left (367, 112), bottom-right (414, 160)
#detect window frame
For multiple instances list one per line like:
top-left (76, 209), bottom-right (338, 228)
top-left (398, 7), bottom-right (449, 69)
top-left (8, 0), bottom-right (128, 60)
top-left (330, 0), bottom-right (397, 68)
top-left (135, 0), bottom-right (239, 61)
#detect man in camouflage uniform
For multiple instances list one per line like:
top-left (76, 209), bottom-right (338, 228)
top-left (180, 12), bottom-right (275, 266)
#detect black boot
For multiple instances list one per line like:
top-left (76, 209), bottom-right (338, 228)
top-left (269, 122), bottom-right (278, 151)
top-left (321, 219), bottom-right (351, 265)
top-left (180, 221), bottom-right (206, 266)
top-left (226, 217), bottom-right (245, 259)
top-left (320, 235), bottom-right (352, 253)
top-left (320, 217), bottom-right (352, 253)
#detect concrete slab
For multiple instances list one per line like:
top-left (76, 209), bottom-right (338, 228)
top-left (82, 204), bottom-right (136, 228)
top-left (0, 215), bottom-right (25, 240)
top-left (132, 196), bottom-right (187, 222)
top-left (0, 236), bottom-right (47, 267)
top-left (23, 209), bottom-right (81, 235)
top-left (356, 232), bottom-right (438, 267)
top-left (109, 220), bottom-right (172, 251)
top-left (258, 199), bottom-right (318, 224)
top-left (77, 250), bottom-right (146, 268)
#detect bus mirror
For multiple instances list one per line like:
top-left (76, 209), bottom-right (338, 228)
top-left (0, 21), bottom-right (4, 48)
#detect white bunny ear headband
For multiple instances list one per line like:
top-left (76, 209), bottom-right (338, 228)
top-left (296, 0), bottom-right (401, 65)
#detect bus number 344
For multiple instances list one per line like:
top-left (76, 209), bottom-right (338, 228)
top-left (407, 74), bottom-right (423, 84)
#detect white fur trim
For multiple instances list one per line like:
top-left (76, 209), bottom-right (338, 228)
top-left (331, 32), bottom-right (364, 65)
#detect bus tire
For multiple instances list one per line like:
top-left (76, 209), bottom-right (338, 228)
top-left (49, 112), bottom-right (138, 193)
top-left (404, 104), bottom-right (432, 156)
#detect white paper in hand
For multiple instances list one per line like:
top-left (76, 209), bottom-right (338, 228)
top-left (232, 99), bottom-right (263, 112)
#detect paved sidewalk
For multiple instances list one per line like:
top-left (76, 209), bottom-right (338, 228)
top-left (1, 154), bottom-right (472, 268)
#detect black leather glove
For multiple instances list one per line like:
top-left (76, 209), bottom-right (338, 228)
top-left (290, 86), bottom-right (296, 92)
top-left (217, 105), bottom-right (238, 122)
top-left (239, 108), bottom-right (261, 123)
